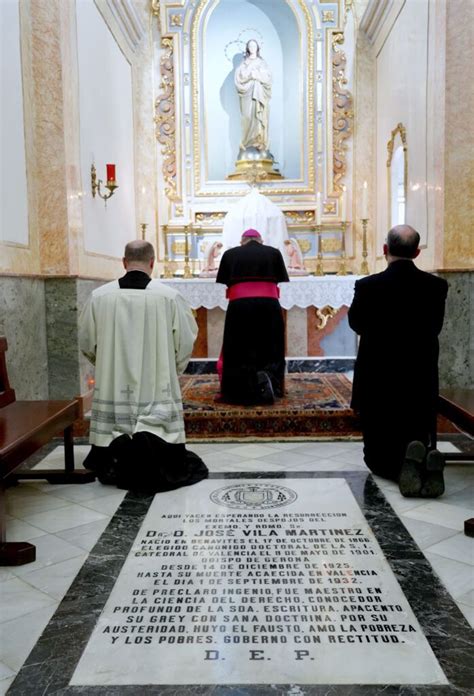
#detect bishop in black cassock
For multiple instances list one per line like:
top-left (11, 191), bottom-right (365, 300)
top-left (216, 229), bottom-right (289, 405)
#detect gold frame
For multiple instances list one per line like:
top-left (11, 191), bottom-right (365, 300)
top-left (153, 1), bottom-right (353, 205)
top-left (386, 122), bottom-right (407, 229)
top-left (191, 0), bottom-right (315, 196)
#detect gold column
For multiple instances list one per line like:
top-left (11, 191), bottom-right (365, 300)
top-left (162, 225), bottom-right (173, 279)
top-left (314, 225), bottom-right (324, 276)
top-left (337, 222), bottom-right (348, 275)
top-left (360, 219), bottom-right (369, 275)
top-left (183, 224), bottom-right (193, 279)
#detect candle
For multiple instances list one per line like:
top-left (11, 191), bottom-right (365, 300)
top-left (316, 192), bottom-right (322, 225)
top-left (361, 180), bottom-right (368, 219)
top-left (341, 185), bottom-right (347, 222)
top-left (106, 164), bottom-right (116, 182)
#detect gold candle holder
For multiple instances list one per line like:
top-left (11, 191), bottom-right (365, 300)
top-left (360, 218), bottom-right (369, 275)
top-left (337, 221), bottom-right (348, 276)
top-left (140, 223), bottom-right (147, 240)
top-left (183, 224), bottom-right (193, 279)
top-left (314, 225), bottom-right (324, 276)
top-left (162, 225), bottom-right (173, 279)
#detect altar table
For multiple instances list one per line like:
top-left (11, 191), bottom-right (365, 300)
top-left (160, 276), bottom-right (359, 359)
top-left (160, 275), bottom-right (360, 311)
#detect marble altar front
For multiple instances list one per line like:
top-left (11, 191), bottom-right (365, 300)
top-left (161, 276), bottom-right (359, 359)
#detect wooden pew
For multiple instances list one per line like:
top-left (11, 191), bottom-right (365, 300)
top-left (438, 388), bottom-right (474, 537)
top-left (0, 337), bottom-right (94, 565)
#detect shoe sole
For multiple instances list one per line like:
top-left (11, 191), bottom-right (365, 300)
top-left (426, 450), bottom-right (445, 472)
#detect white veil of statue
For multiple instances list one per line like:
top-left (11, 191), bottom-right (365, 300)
top-left (221, 189), bottom-right (289, 255)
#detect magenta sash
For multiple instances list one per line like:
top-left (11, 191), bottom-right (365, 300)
top-left (226, 281), bottom-right (280, 301)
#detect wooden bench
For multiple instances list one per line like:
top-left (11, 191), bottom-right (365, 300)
top-left (438, 388), bottom-right (474, 537)
top-left (0, 337), bottom-right (94, 566)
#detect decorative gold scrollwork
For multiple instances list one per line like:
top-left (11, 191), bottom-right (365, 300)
top-left (284, 210), bottom-right (315, 225)
top-left (316, 305), bottom-right (338, 330)
top-left (155, 37), bottom-right (177, 201)
top-left (320, 237), bottom-right (342, 253)
top-left (332, 32), bottom-right (353, 194)
top-left (151, 0), bottom-right (160, 17)
top-left (195, 212), bottom-right (226, 225)
top-left (322, 10), bottom-right (335, 22)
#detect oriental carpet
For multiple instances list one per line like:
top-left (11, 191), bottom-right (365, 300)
top-left (180, 372), bottom-right (360, 440)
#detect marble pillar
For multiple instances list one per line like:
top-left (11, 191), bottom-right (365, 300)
top-left (438, 271), bottom-right (474, 389)
top-left (45, 277), bottom-right (105, 399)
top-left (0, 276), bottom-right (48, 399)
top-left (443, 0), bottom-right (474, 269)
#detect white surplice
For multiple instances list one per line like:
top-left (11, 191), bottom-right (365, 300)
top-left (79, 280), bottom-right (197, 447)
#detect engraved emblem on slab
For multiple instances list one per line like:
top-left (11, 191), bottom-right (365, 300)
top-left (210, 483), bottom-right (297, 510)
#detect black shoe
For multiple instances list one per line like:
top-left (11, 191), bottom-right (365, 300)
top-left (421, 449), bottom-right (445, 498)
top-left (256, 371), bottom-right (275, 405)
top-left (399, 441), bottom-right (426, 497)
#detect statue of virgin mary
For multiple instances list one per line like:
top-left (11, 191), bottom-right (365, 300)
top-left (234, 39), bottom-right (272, 151)
top-left (228, 38), bottom-right (283, 179)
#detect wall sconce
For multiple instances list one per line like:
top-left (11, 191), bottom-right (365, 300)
top-left (91, 163), bottom-right (118, 205)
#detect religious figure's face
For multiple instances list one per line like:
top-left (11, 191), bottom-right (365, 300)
top-left (246, 40), bottom-right (259, 57)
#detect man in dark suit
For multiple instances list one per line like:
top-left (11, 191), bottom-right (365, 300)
top-left (348, 225), bottom-right (448, 497)
top-left (216, 229), bottom-right (289, 404)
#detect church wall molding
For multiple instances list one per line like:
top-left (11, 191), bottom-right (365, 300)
top-left (103, 0), bottom-right (146, 52)
top-left (360, 0), bottom-right (406, 54)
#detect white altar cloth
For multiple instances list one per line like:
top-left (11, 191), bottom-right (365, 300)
top-left (160, 276), bottom-right (359, 311)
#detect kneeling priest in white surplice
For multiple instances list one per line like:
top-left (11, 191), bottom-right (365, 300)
top-left (78, 240), bottom-right (208, 492)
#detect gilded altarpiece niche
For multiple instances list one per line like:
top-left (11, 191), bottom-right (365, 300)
top-left (154, 0), bottom-right (353, 265)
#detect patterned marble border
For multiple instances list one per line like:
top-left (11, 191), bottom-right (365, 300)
top-left (8, 471), bottom-right (474, 695)
top-left (185, 359), bottom-right (356, 375)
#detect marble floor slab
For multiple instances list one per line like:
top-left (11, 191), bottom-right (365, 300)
top-left (6, 471), bottom-right (474, 695)
top-left (71, 478), bottom-right (446, 687)
top-left (2, 439), bottom-right (474, 695)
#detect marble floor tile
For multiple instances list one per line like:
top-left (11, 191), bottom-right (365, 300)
top-left (6, 491), bottom-right (71, 517)
top-left (187, 443), bottom-right (223, 455)
top-left (258, 449), bottom-right (319, 467)
top-left (382, 490), bottom-right (431, 514)
top-left (292, 442), bottom-right (352, 458)
top-left (322, 450), bottom-right (367, 466)
top-left (424, 553), bottom-right (474, 600)
top-left (17, 503), bottom-right (108, 534)
top-left (197, 451), bottom-right (249, 468)
top-left (437, 442), bottom-right (461, 453)
top-left (399, 516), bottom-right (459, 549)
top-left (0, 605), bottom-right (57, 671)
top-left (19, 555), bottom-right (88, 600)
top-left (0, 577), bottom-right (55, 623)
top-left (8, 533), bottom-right (85, 579)
top-left (30, 445), bottom-right (88, 470)
top-left (444, 484), bottom-right (474, 507)
top-left (55, 518), bottom-right (111, 552)
top-left (5, 518), bottom-right (47, 542)
top-left (44, 480), bottom-right (121, 504)
top-left (283, 457), bottom-right (350, 472)
top-left (0, 663), bottom-right (14, 682)
top-left (426, 533), bottom-right (474, 565)
top-left (0, 676), bottom-right (14, 696)
top-left (204, 458), bottom-right (283, 472)
top-left (80, 490), bottom-right (126, 515)
top-left (263, 440), bottom-right (319, 450)
top-left (0, 569), bottom-right (15, 584)
top-left (218, 443), bottom-right (278, 459)
top-left (403, 500), bottom-right (474, 531)
top-left (457, 602), bottom-right (474, 629)
top-left (457, 588), bottom-right (474, 606)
